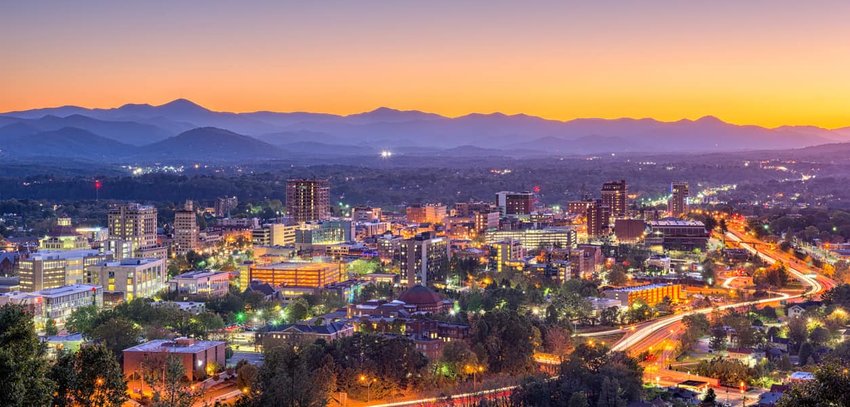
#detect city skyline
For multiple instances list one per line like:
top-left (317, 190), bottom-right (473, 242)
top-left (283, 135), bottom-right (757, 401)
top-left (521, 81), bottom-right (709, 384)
top-left (4, 1), bottom-right (850, 128)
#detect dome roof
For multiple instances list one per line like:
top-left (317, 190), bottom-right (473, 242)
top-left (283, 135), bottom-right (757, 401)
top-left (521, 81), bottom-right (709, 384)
top-left (398, 285), bottom-right (443, 305)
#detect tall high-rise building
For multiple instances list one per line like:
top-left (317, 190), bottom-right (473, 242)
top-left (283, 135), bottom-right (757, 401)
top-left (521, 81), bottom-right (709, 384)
top-left (400, 232), bottom-right (449, 286)
top-left (586, 199), bottom-right (610, 238)
top-left (668, 182), bottom-right (689, 216)
top-left (109, 203), bottom-right (158, 248)
top-left (214, 196), bottom-right (239, 217)
top-left (601, 180), bottom-right (627, 218)
top-left (495, 191), bottom-right (534, 216)
top-left (286, 179), bottom-right (330, 223)
top-left (173, 200), bottom-right (199, 255)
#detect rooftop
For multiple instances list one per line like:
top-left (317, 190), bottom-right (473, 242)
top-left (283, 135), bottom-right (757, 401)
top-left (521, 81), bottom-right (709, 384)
top-left (608, 283), bottom-right (677, 293)
top-left (172, 270), bottom-right (228, 279)
top-left (124, 338), bottom-right (224, 354)
top-left (648, 219), bottom-right (706, 227)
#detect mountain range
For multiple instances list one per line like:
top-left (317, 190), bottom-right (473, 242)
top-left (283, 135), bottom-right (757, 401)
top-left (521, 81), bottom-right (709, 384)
top-left (2, 98), bottom-right (850, 162)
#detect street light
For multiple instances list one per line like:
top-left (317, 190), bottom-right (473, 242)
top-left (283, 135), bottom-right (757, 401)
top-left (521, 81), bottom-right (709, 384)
top-left (359, 374), bottom-right (377, 402)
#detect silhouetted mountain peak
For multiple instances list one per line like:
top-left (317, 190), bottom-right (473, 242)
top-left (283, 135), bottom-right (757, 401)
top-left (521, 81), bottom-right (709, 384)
top-left (159, 98), bottom-right (209, 112)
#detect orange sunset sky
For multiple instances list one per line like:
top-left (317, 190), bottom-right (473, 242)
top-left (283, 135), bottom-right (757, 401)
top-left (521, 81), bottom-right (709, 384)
top-left (2, 1), bottom-right (850, 128)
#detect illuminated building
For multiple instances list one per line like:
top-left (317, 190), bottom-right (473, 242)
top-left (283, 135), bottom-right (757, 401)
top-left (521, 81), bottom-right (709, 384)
top-left (173, 200), bottom-right (199, 256)
top-left (567, 199), bottom-right (594, 216)
top-left (352, 206), bottom-right (382, 222)
top-left (495, 191), bottom-right (534, 216)
top-left (259, 322), bottom-right (353, 349)
top-left (168, 270), bottom-right (231, 297)
top-left (601, 180), bottom-right (627, 218)
top-left (603, 283), bottom-right (683, 307)
top-left (485, 227), bottom-right (575, 250)
top-left (108, 203), bottom-right (158, 253)
top-left (17, 249), bottom-right (112, 292)
top-left (495, 239), bottom-right (523, 273)
top-left (123, 338), bottom-right (226, 390)
top-left (668, 182), bottom-right (690, 216)
top-left (473, 210), bottom-right (500, 232)
top-left (286, 178), bottom-right (330, 223)
top-left (249, 261), bottom-right (342, 288)
top-left (646, 219), bottom-right (709, 250)
top-left (252, 223), bottom-right (297, 246)
top-left (586, 199), bottom-right (610, 238)
top-left (406, 203), bottom-right (447, 224)
top-left (295, 220), bottom-right (353, 246)
top-left (39, 218), bottom-right (90, 250)
top-left (92, 257), bottom-right (166, 302)
top-left (400, 232), bottom-right (449, 286)
top-left (0, 284), bottom-right (103, 331)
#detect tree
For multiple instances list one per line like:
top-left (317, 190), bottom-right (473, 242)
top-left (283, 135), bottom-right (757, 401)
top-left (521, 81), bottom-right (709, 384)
top-left (786, 317), bottom-right (808, 351)
top-left (439, 341), bottom-right (479, 381)
top-left (89, 316), bottom-right (141, 360)
top-left (236, 360), bottom-right (259, 393)
top-left (45, 318), bottom-right (59, 336)
top-left (471, 310), bottom-right (535, 374)
top-left (701, 388), bottom-right (717, 406)
top-left (66, 305), bottom-right (100, 335)
top-left (0, 304), bottom-right (55, 406)
top-left (142, 354), bottom-right (200, 407)
top-left (50, 344), bottom-right (127, 407)
top-left (777, 362), bottom-right (850, 406)
top-left (243, 343), bottom-right (335, 407)
top-left (568, 392), bottom-right (590, 407)
top-left (709, 325), bottom-right (727, 352)
top-left (597, 377), bottom-right (625, 407)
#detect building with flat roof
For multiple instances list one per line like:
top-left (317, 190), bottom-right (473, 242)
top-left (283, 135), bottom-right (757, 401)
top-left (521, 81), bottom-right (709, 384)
top-left (92, 257), bottom-right (166, 302)
top-left (485, 228), bottom-right (575, 250)
top-left (173, 200), bottom-right (199, 256)
top-left (249, 261), bottom-right (342, 288)
top-left (16, 249), bottom-right (112, 292)
top-left (668, 182), bottom-right (689, 216)
top-left (603, 283), bottom-right (683, 307)
top-left (400, 232), bottom-right (449, 286)
top-left (168, 270), bottom-right (231, 297)
top-left (601, 180), bottom-right (627, 218)
top-left (646, 219), bottom-right (709, 250)
top-left (286, 179), bottom-right (330, 223)
top-left (123, 338), bottom-right (226, 391)
top-left (108, 203), bottom-right (158, 256)
top-left (0, 284), bottom-right (103, 331)
top-left (406, 203), bottom-right (447, 224)
top-left (495, 191), bottom-right (534, 216)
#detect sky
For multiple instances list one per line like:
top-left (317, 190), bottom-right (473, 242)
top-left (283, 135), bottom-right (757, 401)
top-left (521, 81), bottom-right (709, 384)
top-left (2, 1), bottom-right (850, 128)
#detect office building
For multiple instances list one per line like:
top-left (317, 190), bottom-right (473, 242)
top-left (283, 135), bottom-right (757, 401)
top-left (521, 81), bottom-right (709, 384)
top-left (123, 338), bottom-right (226, 388)
top-left (406, 203), bottom-right (447, 224)
top-left (668, 182), bottom-right (690, 216)
top-left (1, 284), bottom-right (103, 331)
top-left (567, 199), bottom-right (594, 216)
top-left (168, 271), bottom-right (231, 297)
top-left (249, 261), bottom-right (342, 288)
top-left (17, 249), bottom-right (112, 292)
top-left (586, 199), bottom-right (610, 238)
top-left (295, 220), bottom-right (353, 248)
top-left (352, 206), bottom-right (382, 223)
top-left (173, 200), bottom-right (199, 256)
top-left (613, 219), bottom-right (647, 243)
top-left (400, 232), bottom-right (449, 286)
top-left (495, 239), bottom-right (523, 273)
top-left (601, 180), bottom-right (627, 218)
top-left (253, 223), bottom-right (297, 246)
top-left (496, 191), bottom-right (534, 216)
top-left (214, 196), bottom-right (239, 217)
top-left (92, 258), bottom-right (167, 302)
top-left (473, 210), bottom-right (500, 232)
top-left (286, 179), bottom-right (330, 223)
top-left (108, 203), bottom-right (158, 250)
top-left (646, 219), bottom-right (709, 250)
top-left (485, 228), bottom-right (575, 250)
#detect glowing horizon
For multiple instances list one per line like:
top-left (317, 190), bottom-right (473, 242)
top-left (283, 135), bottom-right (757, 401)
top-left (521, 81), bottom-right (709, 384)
top-left (3, 1), bottom-right (850, 128)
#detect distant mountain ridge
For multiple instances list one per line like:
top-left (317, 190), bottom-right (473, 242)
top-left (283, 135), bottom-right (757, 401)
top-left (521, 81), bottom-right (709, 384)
top-left (1, 98), bottom-right (849, 162)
